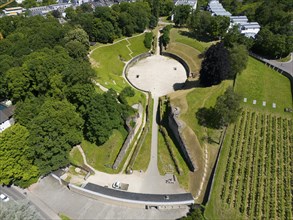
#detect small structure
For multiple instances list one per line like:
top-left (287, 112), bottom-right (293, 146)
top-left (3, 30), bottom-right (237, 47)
top-left (174, 0), bottom-right (197, 10)
top-left (239, 22), bottom-right (260, 38)
top-left (0, 105), bottom-right (15, 133)
top-left (3, 7), bottom-right (25, 16)
top-left (28, 3), bottom-right (72, 17)
top-left (230, 16), bottom-right (248, 27)
top-left (207, 0), bottom-right (231, 17)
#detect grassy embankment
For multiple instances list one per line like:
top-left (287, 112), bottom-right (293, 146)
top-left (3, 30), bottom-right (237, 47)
top-left (165, 28), bottom-right (213, 76)
top-left (158, 28), bottom-right (227, 200)
top-left (205, 57), bottom-right (293, 219)
top-left (70, 34), bottom-right (149, 173)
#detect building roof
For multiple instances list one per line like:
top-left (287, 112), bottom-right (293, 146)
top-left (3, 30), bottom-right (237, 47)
top-left (242, 22), bottom-right (260, 28)
top-left (84, 183), bottom-right (194, 204)
top-left (0, 106), bottom-right (15, 124)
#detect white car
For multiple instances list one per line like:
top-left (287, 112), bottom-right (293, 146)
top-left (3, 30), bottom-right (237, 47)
top-left (0, 193), bottom-right (9, 202)
top-left (112, 181), bottom-right (121, 189)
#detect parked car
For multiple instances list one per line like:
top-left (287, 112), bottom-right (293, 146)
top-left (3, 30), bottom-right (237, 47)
top-left (0, 193), bottom-right (9, 202)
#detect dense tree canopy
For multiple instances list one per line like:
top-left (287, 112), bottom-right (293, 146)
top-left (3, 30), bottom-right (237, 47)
top-left (67, 2), bottom-right (152, 43)
top-left (199, 42), bottom-right (231, 86)
top-left (189, 10), bottom-right (230, 40)
top-left (173, 5), bottom-right (191, 27)
top-left (0, 124), bottom-right (39, 187)
top-left (28, 99), bottom-right (84, 174)
top-left (0, 13), bottom-right (134, 186)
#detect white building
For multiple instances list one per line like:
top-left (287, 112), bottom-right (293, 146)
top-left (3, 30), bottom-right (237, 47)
top-left (3, 7), bottom-right (25, 16)
top-left (207, 0), bottom-right (231, 17)
top-left (174, 0), bottom-right (197, 10)
top-left (0, 105), bottom-right (15, 133)
top-left (239, 22), bottom-right (260, 38)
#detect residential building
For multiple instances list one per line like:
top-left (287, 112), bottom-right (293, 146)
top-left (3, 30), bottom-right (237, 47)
top-left (174, 0), bottom-right (197, 10)
top-left (207, 0), bottom-right (231, 17)
top-left (0, 105), bottom-right (15, 133)
top-left (239, 22), bottom-right (260, 38)
top-left (3, 7), bottom-right (25, 16)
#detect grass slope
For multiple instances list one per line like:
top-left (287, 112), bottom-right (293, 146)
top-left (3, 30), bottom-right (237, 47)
top-left (235, 57), bottom-right (292, 114)
top-left (168, 80), bottom-right (231, 201)
top-left (81, 129), bottom-right (128, 174)
top-left (205, 57), bottom-right (292, 219)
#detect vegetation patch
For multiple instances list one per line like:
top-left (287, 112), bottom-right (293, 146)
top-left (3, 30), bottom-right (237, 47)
top-left (235, 57), bottom-right (293, 114)
top-left (131, 97), bottom-right (153, 172)
top-left (69, 147), bottom-right (84, 167)
top-left (205, 110), bottom-right (292, 220)
top-left (81, 129), bottom-right (128, 174)
top-left (170, 28), bottom-right (214, 53)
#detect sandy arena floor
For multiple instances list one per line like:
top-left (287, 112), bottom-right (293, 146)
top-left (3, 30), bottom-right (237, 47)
top-left (127, 55), bottom-right (187, 97)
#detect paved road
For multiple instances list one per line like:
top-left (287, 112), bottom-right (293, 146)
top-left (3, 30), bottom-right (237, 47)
top-left (29, 176), bottom-right (189, 220)
top-left (147, 96), bottom-right (159, 177)
top-left (265, 53), bottom-right (293, 76)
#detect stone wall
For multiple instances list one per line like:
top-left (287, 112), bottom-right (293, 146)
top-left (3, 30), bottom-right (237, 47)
top-left (124, 52), bottom-right (152, 92)
top-left (168, 106), bottom-right (196, 172)
top-left (161, 52), bottom-right (190, 78)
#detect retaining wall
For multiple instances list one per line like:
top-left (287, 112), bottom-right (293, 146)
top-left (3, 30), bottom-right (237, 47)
top-left (168, 106), bottom-right (196, 172)
top-left (124, 52), bottom-right (152, 92)
top-left (161, 52), bottom-right (191, 78)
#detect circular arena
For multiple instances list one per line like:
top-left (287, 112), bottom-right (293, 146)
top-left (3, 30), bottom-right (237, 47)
top-left (127, 55), bottom-right (188, 96)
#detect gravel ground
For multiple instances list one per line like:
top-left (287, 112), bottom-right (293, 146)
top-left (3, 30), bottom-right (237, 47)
top-left (127, 55), bottom-right (187, 97)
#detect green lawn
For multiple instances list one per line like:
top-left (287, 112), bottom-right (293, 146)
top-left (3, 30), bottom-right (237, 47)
top-left (157, 128), bottom-right (190, 190)
top-left (132, 98), bottom-right (153, 172)
top-left (69, 147), bottom-right (84, 167)
top-left (235, 57), bottom-right (293, 115)
top-left (90, 34), bottom-right (149, 106)
top-left (90, 34), bottom-right (148, 92)
top-left (81, 129), bottom-right (128, 174)
top-left (170, 28), bottom-right (215, 53)
top-left (171, 80), bottom-right (232, 147)
top-left (128, 34), bottom-right (149, 57)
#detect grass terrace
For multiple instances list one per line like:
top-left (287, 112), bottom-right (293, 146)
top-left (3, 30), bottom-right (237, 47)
top-left (90, 33), bottom-right (149, 106)
top-left (81, 129), bottom-right (128, 174)
top-left (235, 57), bottom-right (293, 115)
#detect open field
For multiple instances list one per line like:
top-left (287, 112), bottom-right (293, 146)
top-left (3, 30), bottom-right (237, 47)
top-left (205, 110), bottom-right (293, 219)
top-left (235, 57), bottom-right (293, 115)
top-left (81, 129), bottom-right (128, 174)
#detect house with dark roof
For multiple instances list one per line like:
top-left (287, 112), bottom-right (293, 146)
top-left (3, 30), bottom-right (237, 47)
top-left (0, 105), bottom-right (15, 133)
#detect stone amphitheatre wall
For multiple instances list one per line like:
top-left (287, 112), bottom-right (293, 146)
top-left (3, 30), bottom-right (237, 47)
top-left (161, 52), bottom-right (191, 78)
top-left (124, 52), bottom-right (152, 92)
top-left (168, 106), bottom-right (196, 172)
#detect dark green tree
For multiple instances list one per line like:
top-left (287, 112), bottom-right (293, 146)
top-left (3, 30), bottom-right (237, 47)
top-left (196, 87), bottom-right (241, 128)
top-left (173, 5), bottom-right (191, 27)
top-left (228, 43), bottom-right (248, 79)
top-left (144, 32), bottom-right (153, 49)
top-left (199, 42), bottom-right (231, 86)
top-left (28, 99), bottom-right (84, 174)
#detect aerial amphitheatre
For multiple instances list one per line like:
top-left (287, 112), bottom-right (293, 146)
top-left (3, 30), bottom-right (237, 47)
top-left (0, 1), bottom-right (292, 219)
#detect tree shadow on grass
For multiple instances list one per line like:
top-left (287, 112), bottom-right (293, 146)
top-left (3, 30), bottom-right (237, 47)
top-left (173, 79), bottom-right (203, 91)
top-left (178, 30), bottom-right (214, 43)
